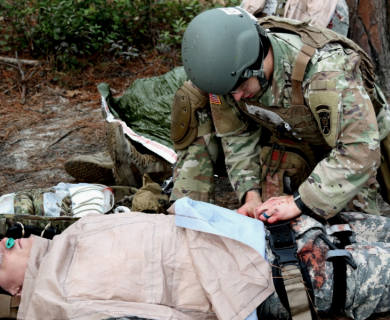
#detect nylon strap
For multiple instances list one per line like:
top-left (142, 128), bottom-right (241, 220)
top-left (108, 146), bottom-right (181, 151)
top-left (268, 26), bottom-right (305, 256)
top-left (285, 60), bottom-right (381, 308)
top-left (197, 122), bottom-right (213, 137)
top-left (275, 0), bottom-right (287, 16)
top-left (326, 224), bottom-right (352, 236)
top-left (267, 221), bottom-right (313, 320)
top-left (291, 45), bottom-right (316, 106)
top-left (282, 264), bottom-right (312, 320)
top-left (0, 295), bottom-right (20, 319)
top-left (326, 249), bottom-right (353, 260)
top-left (262, 171), bottom-right (281, 200)
top-left (330, 257), bottom-right (347, 314)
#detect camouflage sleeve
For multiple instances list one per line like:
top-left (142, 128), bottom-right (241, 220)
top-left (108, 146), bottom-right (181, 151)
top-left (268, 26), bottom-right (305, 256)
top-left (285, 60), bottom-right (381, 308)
top-left (221, 125), bottom-right (262, 204)
top-left (299, 62), bottom-right (380, 218)
top-left (206, 94), bottom-right (262, 204)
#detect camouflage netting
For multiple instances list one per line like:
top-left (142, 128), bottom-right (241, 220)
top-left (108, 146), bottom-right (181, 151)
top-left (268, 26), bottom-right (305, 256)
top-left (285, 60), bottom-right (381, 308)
top-left (97, 66), bottom-right (187, 149)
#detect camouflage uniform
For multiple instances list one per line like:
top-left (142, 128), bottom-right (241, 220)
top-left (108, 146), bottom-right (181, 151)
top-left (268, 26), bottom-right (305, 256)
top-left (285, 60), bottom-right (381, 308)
top-left (171, 107), bottom-right (223, 203)
top-left (241, 0), bottom-right (350, 37)
top-left (171, 32), bottom-right (390, 219)
top-left (327, 0), bottom-right (350, 36)
top-left (261, 212), bottom-right (390, 320)
top-left (13, 188), bottom-right (73, 216)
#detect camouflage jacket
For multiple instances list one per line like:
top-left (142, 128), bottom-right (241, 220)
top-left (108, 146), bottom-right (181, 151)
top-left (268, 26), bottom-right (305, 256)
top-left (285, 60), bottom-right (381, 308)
top-left (212, 33), bottom-right (389, 218)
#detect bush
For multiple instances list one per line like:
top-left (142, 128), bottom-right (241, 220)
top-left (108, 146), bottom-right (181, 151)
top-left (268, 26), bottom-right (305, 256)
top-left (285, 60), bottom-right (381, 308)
top-left (0, 0), bottom-right (240, 69)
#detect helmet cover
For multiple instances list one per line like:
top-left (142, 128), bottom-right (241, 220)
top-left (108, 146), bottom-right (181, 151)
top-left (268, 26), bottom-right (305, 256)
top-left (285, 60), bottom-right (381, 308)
top-left (182, 7), bottom-right (260, 94)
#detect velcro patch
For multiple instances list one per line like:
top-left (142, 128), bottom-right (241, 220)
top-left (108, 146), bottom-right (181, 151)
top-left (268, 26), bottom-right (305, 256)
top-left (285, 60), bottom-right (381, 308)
top-left (310, 80), bottom-right (336, 90)
top-left (209, 93), bottom-right (221, 105)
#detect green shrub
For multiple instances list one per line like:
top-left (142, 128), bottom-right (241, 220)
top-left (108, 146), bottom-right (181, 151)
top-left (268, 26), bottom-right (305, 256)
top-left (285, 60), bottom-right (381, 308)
top-left (0, 0), bottom-right (240, 69)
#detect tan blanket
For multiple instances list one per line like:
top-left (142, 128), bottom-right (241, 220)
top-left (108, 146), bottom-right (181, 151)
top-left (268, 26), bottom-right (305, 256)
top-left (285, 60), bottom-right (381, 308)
top-left (18, 213), bottom-right (274, 320)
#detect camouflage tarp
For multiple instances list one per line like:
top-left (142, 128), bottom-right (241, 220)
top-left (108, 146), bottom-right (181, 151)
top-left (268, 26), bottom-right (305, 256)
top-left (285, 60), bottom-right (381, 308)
top-left (97, 66), bottom-right (187, 149)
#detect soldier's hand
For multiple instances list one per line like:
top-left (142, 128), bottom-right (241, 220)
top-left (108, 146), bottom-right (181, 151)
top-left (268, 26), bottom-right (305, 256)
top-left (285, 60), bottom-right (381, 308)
top-left (254, 195), bottom-right (302, 224)
top-left (237, 190), bottom-right (262, 218)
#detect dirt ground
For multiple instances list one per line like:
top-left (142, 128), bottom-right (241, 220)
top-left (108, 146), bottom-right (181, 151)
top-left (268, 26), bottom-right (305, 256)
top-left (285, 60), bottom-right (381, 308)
top-left (0, 55), bottom-right (174, 195)
top-left (0, 54), bottom-right (244, 209)
top-left (1, 56), bottom-right (390, 319)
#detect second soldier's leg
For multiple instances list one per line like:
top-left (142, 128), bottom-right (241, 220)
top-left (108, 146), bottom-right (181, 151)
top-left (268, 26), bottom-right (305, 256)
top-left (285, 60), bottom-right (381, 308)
top-left (344, 241), bottom-right (390, 318)
top-left (340, 211), bottom-right (390, 243)
top-left (333, 212), bottom-right (390, 318)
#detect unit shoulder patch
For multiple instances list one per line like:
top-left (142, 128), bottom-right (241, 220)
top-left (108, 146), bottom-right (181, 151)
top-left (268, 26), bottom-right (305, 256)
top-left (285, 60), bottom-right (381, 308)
top-left (309, 91), bottom-right (341, 147)
top-left (315, 105), bottom-right (331, 136)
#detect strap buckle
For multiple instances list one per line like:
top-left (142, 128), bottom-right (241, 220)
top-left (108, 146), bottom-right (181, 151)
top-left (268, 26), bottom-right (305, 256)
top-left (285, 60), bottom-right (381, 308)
top-left (267, 220), bottom-right (299, 266)
top-left (319, 234), bottom-right (357, 269)
top-left (261, 143), bottom-right (286, 182)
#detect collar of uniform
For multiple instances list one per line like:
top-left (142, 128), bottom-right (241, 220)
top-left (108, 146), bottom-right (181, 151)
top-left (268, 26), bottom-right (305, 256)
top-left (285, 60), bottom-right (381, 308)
top-left (263, 34), bottom-right (286, 106)
top-left (263, 33), bottom-right (305, 107)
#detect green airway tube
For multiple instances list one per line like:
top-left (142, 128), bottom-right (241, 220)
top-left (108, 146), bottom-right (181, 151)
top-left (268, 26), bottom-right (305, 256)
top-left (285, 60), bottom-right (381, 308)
top-left (6, 238), bottom-right (15, 249)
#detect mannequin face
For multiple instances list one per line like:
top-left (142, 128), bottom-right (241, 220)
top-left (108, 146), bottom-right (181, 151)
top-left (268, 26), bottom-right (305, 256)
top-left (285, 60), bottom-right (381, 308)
top-left (0, 237), bottom-right (34, 296)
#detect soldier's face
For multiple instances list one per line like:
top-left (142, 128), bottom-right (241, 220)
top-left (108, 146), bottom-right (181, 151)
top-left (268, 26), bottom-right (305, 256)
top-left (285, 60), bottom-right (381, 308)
top-left (0, 237), bottom-right (34, 296)
top-left (230, 77), bottom-right (261, 101)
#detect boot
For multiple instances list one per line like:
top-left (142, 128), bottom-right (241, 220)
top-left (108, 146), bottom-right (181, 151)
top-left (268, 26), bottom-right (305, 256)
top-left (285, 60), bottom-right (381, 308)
top-left (107, 122), bottom-right (172, 187)
top-left (64, 152), bottom-right (115, 183)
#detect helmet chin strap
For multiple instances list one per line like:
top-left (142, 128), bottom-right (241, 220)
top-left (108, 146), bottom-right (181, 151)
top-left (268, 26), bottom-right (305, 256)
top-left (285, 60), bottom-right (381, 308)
top-left (240, 25), bottom-right (270, 90)
top-left (241, 63), bottom-right (269, 89)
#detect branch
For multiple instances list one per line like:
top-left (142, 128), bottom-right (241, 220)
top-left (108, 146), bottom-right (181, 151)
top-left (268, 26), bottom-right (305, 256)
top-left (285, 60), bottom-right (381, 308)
top-left (45, 126), bottom-right (87, 150)
top-left (0, 61), bottom-right (20, 69)
top-left (15, 52), bottom-right (26, 104)
top-left (0, 56), bottom-right (42, 66)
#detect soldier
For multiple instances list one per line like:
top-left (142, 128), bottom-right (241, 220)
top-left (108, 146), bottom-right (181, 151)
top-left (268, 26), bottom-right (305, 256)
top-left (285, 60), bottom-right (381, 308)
top-left (241, 0), bottom-right (350, 37)
top-left (2, 203), bottom-right (390, 320)
top-left (63, 0), bottom-right (348, 191)
top-left (170, 7), bottom-right (390, 223)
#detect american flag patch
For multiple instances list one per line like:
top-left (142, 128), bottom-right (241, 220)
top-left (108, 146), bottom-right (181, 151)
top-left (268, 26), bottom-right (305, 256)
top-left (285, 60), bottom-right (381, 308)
top-left (209, 93), bottom-right (221, 105)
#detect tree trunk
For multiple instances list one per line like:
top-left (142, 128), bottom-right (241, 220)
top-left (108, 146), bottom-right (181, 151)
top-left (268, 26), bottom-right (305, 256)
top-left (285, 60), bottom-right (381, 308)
top-left (346, 0), bottom-right (390, 98)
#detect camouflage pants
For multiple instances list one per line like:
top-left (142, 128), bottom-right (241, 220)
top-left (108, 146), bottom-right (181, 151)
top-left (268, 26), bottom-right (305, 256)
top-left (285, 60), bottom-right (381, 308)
top-left (13, 188), bottom-right (72, 216)
top-left (170, 132), bottom-right (222, 204)
top-left (261, 212), bottom-right (390, 319)
top-left (170, 106), bottom-right (224, 204)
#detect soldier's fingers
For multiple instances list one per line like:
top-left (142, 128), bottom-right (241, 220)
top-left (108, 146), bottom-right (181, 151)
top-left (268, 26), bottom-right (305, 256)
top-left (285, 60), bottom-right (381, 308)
top-left (255, 208), bottom-right (267, 220)
top-left (258, 211), bottom-right (269, 222)
top-left (257, 205), bottom-right (276, 221)
top-left (265, 211), bottom-right (281, 224)
top-left (254, 203), bottom-right (269, 219)
top-left (237, 207), bottom-right (251, 217)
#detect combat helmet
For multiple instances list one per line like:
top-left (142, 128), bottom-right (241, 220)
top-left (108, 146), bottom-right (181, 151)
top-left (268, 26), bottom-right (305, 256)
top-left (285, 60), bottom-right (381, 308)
top-left (182, 7), bottom-right (269, 95)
